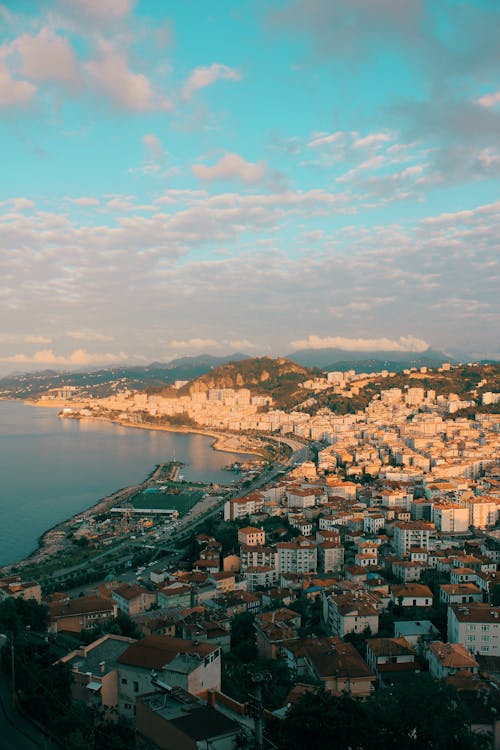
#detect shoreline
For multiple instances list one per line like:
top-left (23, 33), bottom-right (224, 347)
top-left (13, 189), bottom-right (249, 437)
top-left (0, 400), bottom-right (268, 574)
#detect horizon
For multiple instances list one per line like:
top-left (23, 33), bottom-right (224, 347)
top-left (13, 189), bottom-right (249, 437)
top-left (1, 1), bottom-right (499, 368)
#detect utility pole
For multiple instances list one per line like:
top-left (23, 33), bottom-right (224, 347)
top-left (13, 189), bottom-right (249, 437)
top-left (248, 671), bottom-right (271, 750)
top-left (10, 632), bottom-right (16, 709)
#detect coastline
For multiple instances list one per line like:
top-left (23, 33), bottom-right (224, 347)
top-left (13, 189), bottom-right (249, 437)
top-left (30, 398), bottom-right (267, 457)
top-left (0, 399), bottom-right (266, 574)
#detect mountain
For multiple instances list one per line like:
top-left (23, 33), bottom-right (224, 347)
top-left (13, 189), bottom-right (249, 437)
top-left (285, 347), bottom-right (455, 373)
top-left (175, 356), bottom-right (317, 408)
top-left (0, 353), bottom-right (251, 399)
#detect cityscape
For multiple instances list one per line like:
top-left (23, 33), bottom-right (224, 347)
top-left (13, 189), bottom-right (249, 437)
top-left (1, 1), bottom-right (500, 750)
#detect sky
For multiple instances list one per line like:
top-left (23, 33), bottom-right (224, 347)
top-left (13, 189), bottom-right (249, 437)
top-left (0, 0), bottom-right (499, 373)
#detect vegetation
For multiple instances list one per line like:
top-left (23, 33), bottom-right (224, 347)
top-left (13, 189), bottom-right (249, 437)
top-left (266, 678), bottom-right (491, 750)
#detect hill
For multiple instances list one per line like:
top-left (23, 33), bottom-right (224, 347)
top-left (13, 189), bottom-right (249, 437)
top-left (0, 352), bottom-right (250, 400)
top-left (176, 356), bottom-right (318, 409)
top-left (285, 347), bottom-right (454, 373)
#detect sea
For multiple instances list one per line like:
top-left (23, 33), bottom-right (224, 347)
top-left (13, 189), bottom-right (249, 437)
top-left (0, 400), bottom-right (248, 566)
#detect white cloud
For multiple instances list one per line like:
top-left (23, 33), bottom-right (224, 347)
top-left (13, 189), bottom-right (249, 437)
top-left (24, 335), bottom-right (52, 344)
top-left (352, 131), bottom-right (394, 149)
top-left (8, 28), bottom-right (80, 89)
top-left (477, 91), bottom-right (500, 108)
top-left (142, 133), bottom-right (164, 163)
top-left (192, 153), bottom-right (267, 184)
top-left (182, 63), bottom-right (242, 101)
top-left (307, 131), bottom-right (345, 149)
top-left (85, 41), bottom-right (172, 112)
top-left (0, 61), bottom-right (36, 107)
top-left (169, 338), bottom-right (222, 350)
top-left (289, 335), bottom-right (430, 352)
top-left (2, 348), bottom-right (129, 365)
top-left (5, 198), bottom-right (35, 211)
top-left (67, 330), bottom-right (114, 342)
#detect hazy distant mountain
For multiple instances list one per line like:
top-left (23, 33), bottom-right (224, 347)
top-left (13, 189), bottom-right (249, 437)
top-left (0, 353), bottom-right (252, 399)
top-left (285, 347), bottom-right (455, 372)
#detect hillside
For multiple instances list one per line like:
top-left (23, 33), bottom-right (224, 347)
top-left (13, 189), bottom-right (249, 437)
top-left (308, 362), bottom-right (500, 416)
top-left (286, 347), bottom-right (454, 372)
top-left (176, 356), bottom-right (318, 409)
top-left (0, 353), bottom-right (250, 400)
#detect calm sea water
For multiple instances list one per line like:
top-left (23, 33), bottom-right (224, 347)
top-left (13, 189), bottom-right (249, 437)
top-left (0, 400), bottom-right (245, 566)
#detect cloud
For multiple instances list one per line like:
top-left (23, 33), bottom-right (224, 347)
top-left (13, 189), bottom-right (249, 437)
top-left (0, 62), bottom-right (36, 108)
top-left (270, 0), bottom-right (426, 60)
top-left (477, 91), bottom-right (500, 108)
top-left (289, 335), bottom-right (430, 352)
top-left (67, 330), bottom-right (114, 342)
top-left (3, 197), bottom-right (35, 211)
top-left (182, 63), bottom-right (242, 101)
top-left (24, 335), bottom-right (52, 344)
top-left (85, 41), bottom-right (172, 112)
top-left (307, 131), bottom-right (345, 149)
top-left (192, 153), bottom-right (267, 184)
top-left (2, 348), bottom-right (129, 366)
top-left (7, 27), bottom-right (80, 90)
top-left (57, 0), bottom-right (134, 23)
top-left (142, 133), bottom-right (164, 163)
top-left (352, 132), bottom-right (394, 149)
top-left (169, 338), bottom-right (221, 349)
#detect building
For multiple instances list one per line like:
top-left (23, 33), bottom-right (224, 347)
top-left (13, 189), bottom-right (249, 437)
top-left (365, 637), bottom-right (417, 682)
top-left (112, 584), bottom-right (157, 617)
top-left (237, 526), bottom-right (265, 547)
top-left (277, 537), bottom-right (317, 575)
top-left (136, 688), bottom-right (242, 750)
top-left (393, 522), bottom-right (434, 556)
top-left (61, 634), bottom-right (135, 715)
top-left (322, 592), bottom-right (379, 638)
top-left (117, 635), bottom-right (221, 720)
top-left (447, 603), bottom-right (500, 656)
top-left (48, 596), bottom-right (117, 634)
top-left (0, 576), bottom-right (42, 603)
top-left (439, 583), bottom-right (483, 606)
top-left (390, 584), bottom-right (433, 608)
top-left (288, 637), bottom-right (375, 698)
top-left (427, 641), bottom-right (479, 679)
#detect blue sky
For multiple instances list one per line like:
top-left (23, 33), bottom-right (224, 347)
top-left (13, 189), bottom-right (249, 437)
top-left (0, 0), bottom-right (499, 372)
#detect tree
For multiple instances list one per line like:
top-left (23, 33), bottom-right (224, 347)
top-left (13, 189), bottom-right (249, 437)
top-left (266, 677), bottom-right (490, 750)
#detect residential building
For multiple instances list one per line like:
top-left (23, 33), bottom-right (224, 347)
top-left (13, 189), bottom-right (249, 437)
top-left (448, 603), bottom-right (500, 656)
top-left (427, 641), bottom-right (479, 679)
top-left (117, 635), bottom-right (221, 719)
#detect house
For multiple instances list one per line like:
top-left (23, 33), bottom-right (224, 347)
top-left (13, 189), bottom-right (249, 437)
top-left (0, 576), bottom-right (42, 604)
top-left (237, 526), bottom-right (265, 547)
top-left (117, 635), bottom-right (221, 719)
top-left (439, 583), bottom-right (483, 606)
top-left (255, 608), bottom-right (301, 659)
top-left (317, 542), bottom-right (345, 574)
top-left (322, 591), bottom-right (379, 638)
top-left (448, 603), bottom-right (500, 656)
top-left (112, 584), bottom-right (157, 617)
top-left (48, 595), bottom-right (117, 634)
top-left (365, 637), bottom-right (417, 682)
top-left (427, 641), bottom-right (479, 679)
top-left (136, 689), bottom-right (241, 750)
top-left (244, 566), bottom-right (277, 591)
top-left (393, 620), bottom-right (440, 649)
top-left (286, 637), bottom-right (375, 698)
top-left (61, 634), bottom-right (135, 715)
top-left (390, 584), bottom-right (433, 608)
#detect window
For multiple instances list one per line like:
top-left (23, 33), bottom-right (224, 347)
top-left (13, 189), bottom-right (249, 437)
top-left (133, 681), bottom-right (139, 693)
top-left (121, 678), bottom-right (128, 685)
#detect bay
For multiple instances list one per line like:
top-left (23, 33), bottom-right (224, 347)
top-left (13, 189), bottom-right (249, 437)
top-left (0, 400), bottom-right (246, 566)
